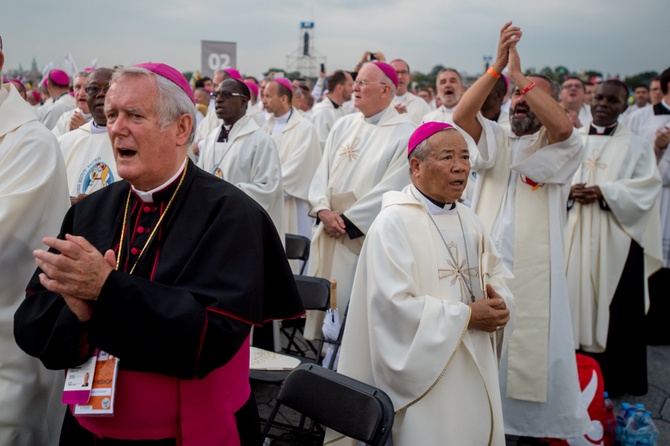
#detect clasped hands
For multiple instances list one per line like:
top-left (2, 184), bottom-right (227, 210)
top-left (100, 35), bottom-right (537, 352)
top-left (468, 285), bottom-right (510, 333)
top-left (34, 234), bottom-right (116, 322)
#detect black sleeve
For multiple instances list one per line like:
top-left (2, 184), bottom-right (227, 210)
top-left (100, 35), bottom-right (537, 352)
top-left (341, 214), bottom-right (365, 239)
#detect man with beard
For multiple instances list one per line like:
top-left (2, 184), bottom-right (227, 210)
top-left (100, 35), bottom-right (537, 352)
top-left (454, 22), bottom-right (590, 441)
top-left (197, 78), bottom-right (283, 235)
top-left (423, 68), bottom-right (463, 123)
top-left (57, 68), bottom-right (117, 205)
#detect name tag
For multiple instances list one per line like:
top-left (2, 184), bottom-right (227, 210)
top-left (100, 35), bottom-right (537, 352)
top-left (66, 351), bottom-right (120, 416)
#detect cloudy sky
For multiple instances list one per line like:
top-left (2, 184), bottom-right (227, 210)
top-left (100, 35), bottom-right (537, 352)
top-left (1, 0), bottom-right (668, 82)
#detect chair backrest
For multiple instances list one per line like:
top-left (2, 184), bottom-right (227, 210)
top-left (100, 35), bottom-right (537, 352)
top-left (294, 275), bottom-right (330, 312)
top-left (272, 363), bottom-right (394, 446)
top-left (285, 234), bottom-right (310, 274)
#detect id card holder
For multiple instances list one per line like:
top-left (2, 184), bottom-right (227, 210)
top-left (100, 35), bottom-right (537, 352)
top-left (73, 351), bottom-right (120, 416)
top-left (62, 354), bottom-right (97, 405)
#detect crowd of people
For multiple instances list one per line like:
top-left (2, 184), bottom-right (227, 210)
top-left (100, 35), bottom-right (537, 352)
top-left (0, 21), bottom-right (668, 445)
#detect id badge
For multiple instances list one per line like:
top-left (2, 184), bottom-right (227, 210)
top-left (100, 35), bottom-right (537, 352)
top-left (62, 355), bottom-right (97, 405)
top-left (73, 351), bottom-right (120, 416)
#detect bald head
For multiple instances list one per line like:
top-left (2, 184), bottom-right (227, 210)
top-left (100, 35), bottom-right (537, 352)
top-left (353, 63), bottom-right (396, 118)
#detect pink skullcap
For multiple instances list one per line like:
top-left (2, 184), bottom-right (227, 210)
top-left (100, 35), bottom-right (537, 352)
top-left (274, 78), bottom-right (294, 93)
top-left (2, 77), bottom-right (8, 84)
top-left (372, 62), bottom-right (398, 88)
top-left (11, 79), bottom-right (25, 89)
top-left (134, 62), bottom-right (195, 104)
top-left (408, 122), bottom-right (454, 157)
top-left (224, 68), bottom-right (242, 80)
top-left (30, 90), bottom-right (41, 102)
top-left (48, 69), bottom-right (70, 86)
top-left (244, 81), bottom-right (259, 98)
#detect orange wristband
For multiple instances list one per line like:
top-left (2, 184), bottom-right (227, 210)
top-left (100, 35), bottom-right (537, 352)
top-left (520, 82), bottom-right (536, 95)
top-left (487, 67), bottom-right (501, 79)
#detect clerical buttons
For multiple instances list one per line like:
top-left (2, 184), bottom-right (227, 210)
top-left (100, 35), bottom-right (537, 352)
top-left (130, 247), bottom-right (139, 255)
top-left (143, 206), bottom-right (151, 213)
top-left (137, 226), bottom-right (145, 234)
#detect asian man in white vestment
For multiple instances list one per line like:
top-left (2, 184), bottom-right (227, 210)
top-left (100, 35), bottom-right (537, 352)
top-left (58, 68), bottom-right (118, 205)
top-left (262, 78), bottom-right (321, 242)
top-left (308, 62), bottom-right (415, 315)
top-left (453, 23), bottom-right (591, 440)
top-left (197, 78), bottom-right (284, 235)
top-left (565, 80), bottom-right (662, 396)
top-left (0, 36), bottom-right (70, 445)
top-left (326, 122), bottom-right (514, 446)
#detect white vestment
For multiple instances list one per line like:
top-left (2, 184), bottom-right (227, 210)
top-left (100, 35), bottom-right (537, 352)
top-left (263, 108), bottom-right (321, 239)
top-left (308, 105), bottom-right (415, 313)
top-left (0, 82), bottom-right (70, 445)
top-left (471, 113), bottom-right (591, 437)
top-left (58, 122), bottom-right (118, 197)
top-left (311, 97), bottom-right (346, 152)
top-left (565, 126), bottom-right (662, 352)
top-left (38, 92), bottom-right (75, 130)
top-left (326, 185), bottom-right (514, 446)
top-left (624, 101), bottom-right (670, 267)
top-left (51, 107), bottom-right (91, 138)
top-left (198, 114), bottom-right (284, 234)
top-left (393, 92), bottom-right (432, 125)
top-left (422, 104), bottom-right (458, 124)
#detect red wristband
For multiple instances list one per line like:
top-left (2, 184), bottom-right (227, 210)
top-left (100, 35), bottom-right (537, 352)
top-left (520, 82), bottom-right (536, 95)
top-left (487, 67), bottom-right (501, 79)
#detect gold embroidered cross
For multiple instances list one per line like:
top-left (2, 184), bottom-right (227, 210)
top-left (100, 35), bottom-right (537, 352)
top-left (337, 136), bottom-right (361, 162)
top-left (582, 151), bottom-right (607, 184)
top-left (438, 241), bottom-right (479, 303)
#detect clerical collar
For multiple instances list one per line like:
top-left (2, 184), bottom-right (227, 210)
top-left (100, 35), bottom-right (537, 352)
top-left (91, 121), bottom-right (107, 135)
top-left (653, 101), bottom-right (670, 116)
top-left (364, 108), bottom-right (386, 125)
top-left (327, 97), bottom-right (340, 109)
top-left (393, 93), bottom-right (407, 105)
top-left (53, 92), bottom-right (69, 102)
top-left (588, 123), bottom-right (617, 136)
top-left (275, 108), bottom-right (292, 124)
top-left (415, 186), bottom-right (456, 211)
top-left (131, 158), bottom-right (188, 203)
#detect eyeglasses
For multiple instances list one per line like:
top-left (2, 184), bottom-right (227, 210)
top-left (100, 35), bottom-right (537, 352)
top-left (353, 80), bottom-right (387, 88)
top-left (395, 70), bottom-right (409, 76)
top-left (85, 85), bottom-right (110, 96)
top-left (562, 83), bottom-right (583, 90)
top-left (211, 91), bottom-right (246, 100)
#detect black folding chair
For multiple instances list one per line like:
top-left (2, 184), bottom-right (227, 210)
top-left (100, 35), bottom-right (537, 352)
top-left (281, 275), bottom-right (331, 358)
top-left (262, 363), bottom-right (395, 446)
top-left (285, 233), bottom-right (310, 275)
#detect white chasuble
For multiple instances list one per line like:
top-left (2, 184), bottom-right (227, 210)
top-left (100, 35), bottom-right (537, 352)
top-left (263, 108), bottom-right (321, 238)
top-left (565, 126), bottom-right (662, 352)
top-left (58, 122), bottom-right (118, 197)
top-left (0, 83), bottom-right (70, 445)
top-left (325, 185), bottom-right (514, 446)
top-left (308, 105), bottom-right (415, 314)
top-left (393, 92), bottom-right (432, 125)
top-left (470, 113), bottom-right (591, 438)
top-left (311, 98), bottom-right (346, 152)
top-left (198, 114), bottom-right (284, 235)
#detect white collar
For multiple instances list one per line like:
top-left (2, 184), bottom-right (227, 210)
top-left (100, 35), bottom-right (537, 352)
top-left (131, 158), bottom-right (187, 202)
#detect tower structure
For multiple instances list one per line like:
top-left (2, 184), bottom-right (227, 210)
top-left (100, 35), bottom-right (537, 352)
top-left (286, 21), bottom-right (325, 78)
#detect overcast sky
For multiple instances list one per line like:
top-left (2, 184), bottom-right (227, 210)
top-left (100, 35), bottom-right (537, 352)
top-left (2, 0), bottom-right (668, 82)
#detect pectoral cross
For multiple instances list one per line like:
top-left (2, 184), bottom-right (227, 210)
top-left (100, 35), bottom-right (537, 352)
top-left (583, 150), bottom-right (607, 184)
top-left (438, 241), bottom-right (479, 303)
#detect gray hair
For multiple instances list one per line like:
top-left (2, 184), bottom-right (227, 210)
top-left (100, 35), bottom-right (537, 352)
top-left (362, 62), bottom-right (397, 97)
top-left (408, 128), bottom-right (460, 174)
top-left (75, 70), bottom-right (92, 79)
top-left (110, 66), bottom-right (196, 145)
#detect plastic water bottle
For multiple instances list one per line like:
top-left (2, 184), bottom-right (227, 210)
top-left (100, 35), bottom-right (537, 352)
top-left (603, 392), bottom-right (616, 446)
top-left (625, 408), bottom-right (658, 445)
top-left (615, 402), bottom-right (631, 445)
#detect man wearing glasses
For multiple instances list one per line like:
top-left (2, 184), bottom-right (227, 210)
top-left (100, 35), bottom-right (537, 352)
top-left (57, 67), bottom-right (117, 205)
top-left (390, 59), bottom-right (431, 125)
top-left (197, 78), bottom-right (284, 235)
top-left (560, 76), bottom-right (591, 128)
top-left (308, 61), bottom-right (415, 319)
